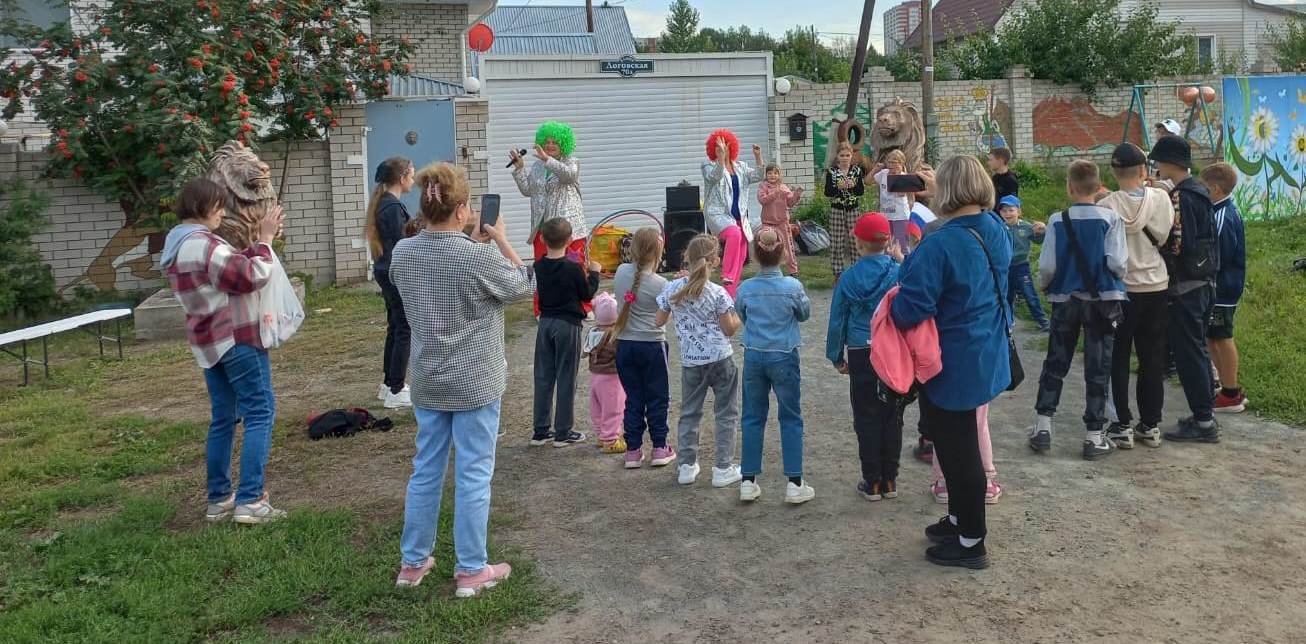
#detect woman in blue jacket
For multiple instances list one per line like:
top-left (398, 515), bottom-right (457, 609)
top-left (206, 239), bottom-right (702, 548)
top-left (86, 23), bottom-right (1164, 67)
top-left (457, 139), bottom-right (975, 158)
top-left (891, 155), bottom-right (1012, 570)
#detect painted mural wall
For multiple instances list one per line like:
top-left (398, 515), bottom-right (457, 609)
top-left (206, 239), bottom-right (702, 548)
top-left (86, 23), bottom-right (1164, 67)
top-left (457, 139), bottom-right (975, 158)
top-left (1223, 75), bottom-right (1306, 221)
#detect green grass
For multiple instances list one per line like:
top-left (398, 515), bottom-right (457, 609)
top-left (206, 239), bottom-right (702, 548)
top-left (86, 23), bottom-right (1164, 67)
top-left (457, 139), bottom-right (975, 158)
top-left (0, 285), bottom-right (559, 643)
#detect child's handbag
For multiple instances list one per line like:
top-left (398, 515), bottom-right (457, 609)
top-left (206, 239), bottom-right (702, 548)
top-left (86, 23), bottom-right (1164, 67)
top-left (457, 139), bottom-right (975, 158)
top-left (964, 220), bottom-right (1024, 392)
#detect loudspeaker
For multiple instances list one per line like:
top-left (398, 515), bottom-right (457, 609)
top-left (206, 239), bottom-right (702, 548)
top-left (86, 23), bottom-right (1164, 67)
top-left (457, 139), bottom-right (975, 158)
top-left (666, 185), bottom-right (700, 213)
top-left (664, 209), bottom-right (705, 272)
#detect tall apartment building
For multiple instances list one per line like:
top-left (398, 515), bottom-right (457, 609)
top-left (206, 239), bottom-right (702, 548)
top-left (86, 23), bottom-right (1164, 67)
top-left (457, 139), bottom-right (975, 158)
top-left (883, 0), bottom-right (923, 56)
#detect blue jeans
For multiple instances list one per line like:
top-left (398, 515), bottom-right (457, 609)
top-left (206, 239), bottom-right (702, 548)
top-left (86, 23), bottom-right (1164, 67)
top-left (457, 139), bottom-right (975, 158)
top-left (400, 400), bottom-right (500, 573)
top-left (1008, 262), bottom-right (1048, 327)
top-left (616, 340), bottom-right (671, 451)
top-left (740, 349), bottom-right (804, 478)
top-left (203, 344), bottom-right (276, 504)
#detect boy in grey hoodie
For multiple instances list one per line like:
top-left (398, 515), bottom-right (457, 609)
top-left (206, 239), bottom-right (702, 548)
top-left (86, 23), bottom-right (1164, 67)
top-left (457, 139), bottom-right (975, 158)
top-left (1097, 143), bottom-right (1175, 449)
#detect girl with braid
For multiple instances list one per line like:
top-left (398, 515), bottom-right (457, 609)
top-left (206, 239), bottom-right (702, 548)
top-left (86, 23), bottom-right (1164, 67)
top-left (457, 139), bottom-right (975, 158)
top-left (611, 228), bottom-right (673, 470)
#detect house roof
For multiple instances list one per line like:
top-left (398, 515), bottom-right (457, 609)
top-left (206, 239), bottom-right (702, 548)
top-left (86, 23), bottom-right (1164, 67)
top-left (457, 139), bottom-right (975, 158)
top-left (383, 75), bottom-right (466, 99)
top-left (482, 5), bottom-right (637, 56)
top-left (904, 0), bottom-right (1014, 48)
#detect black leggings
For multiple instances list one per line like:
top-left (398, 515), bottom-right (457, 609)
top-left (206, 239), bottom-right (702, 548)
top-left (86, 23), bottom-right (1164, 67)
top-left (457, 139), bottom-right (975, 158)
top-left (375, 270), bottom-right (410, 392)
top-left (847, 348), bottom-right (904, 482)
top-left (919, 391), bottom-right (986, 540)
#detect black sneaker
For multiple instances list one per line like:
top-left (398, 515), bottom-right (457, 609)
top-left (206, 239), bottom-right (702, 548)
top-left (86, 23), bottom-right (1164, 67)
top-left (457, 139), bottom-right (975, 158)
top-left (926, 540), bottom-right (990, 569)
top-left (1135, 422), bottom-right (1162, 448)
top-left (925, 516), bottom-right (960, 544)
top-left (857, 480), bottom-right (882, 501)
top-left (1082, 438), bottom-right (1117, 461)
top-left (1105, 422), bottom-right (1134, 449)
top-left (1164, 418), bottom-right (1221, 443)
top-left (529, 433), bottom-right (551, 446)
top-left (1028, 429), bottom-right (1052, 452)
top-left (881, 478), bottom-right (899, 499)
top-left (552, 431), bottom-right (587, 448)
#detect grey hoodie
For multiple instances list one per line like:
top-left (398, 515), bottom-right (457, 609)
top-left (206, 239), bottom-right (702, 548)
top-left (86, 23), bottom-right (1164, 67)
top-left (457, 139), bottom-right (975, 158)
top-left (1098, 187), bottom-right (1172, 293)
top-left (159, 223), bottom-right (209, 270)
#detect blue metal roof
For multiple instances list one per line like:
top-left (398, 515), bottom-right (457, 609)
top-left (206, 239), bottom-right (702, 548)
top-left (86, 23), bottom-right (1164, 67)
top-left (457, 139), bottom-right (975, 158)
top-left (482, 5), bottom-right (636, 56)
top-left (385, 75), bottom-right (466, 98)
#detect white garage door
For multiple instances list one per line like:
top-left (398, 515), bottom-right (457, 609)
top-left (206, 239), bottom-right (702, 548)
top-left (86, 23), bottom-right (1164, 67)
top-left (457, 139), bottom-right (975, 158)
top-left (486, 75), bottom-right (771, 257)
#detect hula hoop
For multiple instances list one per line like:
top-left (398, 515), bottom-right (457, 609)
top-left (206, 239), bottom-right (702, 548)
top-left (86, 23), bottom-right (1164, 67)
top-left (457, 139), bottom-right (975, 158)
top-left (585, 209), bottom-right (664, 261)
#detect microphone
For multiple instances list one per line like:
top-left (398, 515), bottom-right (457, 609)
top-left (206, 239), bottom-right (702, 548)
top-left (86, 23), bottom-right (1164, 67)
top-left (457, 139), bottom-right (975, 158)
top-left (505, 149), bottom-right (527, 169)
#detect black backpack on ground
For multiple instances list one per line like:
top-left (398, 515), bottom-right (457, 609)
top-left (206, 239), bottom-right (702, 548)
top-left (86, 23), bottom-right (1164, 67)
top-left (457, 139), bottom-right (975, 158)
top-left (307, 408), bottom-right (394, 440)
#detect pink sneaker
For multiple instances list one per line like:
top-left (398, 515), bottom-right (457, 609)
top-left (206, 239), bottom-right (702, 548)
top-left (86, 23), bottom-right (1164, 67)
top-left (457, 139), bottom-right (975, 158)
top-left (985, 478), bottom-right (1003, 504)
top-left (454, 562), bottom-right (512, 598)
top-left (650, 446), bottom-right (677, 467)
top-left (930, 479), bottom-right (949, 504)
top-left (624, 449), bottom-right (644, 469)
top-left (395, 557), bottom-right (435, 587)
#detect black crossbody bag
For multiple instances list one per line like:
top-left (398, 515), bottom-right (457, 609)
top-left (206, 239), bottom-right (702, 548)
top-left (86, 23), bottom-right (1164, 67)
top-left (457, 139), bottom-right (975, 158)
top-left (964, 221), bottom-right (1024, 392)
top-left (1056, 210), bottom-right (1123, 333)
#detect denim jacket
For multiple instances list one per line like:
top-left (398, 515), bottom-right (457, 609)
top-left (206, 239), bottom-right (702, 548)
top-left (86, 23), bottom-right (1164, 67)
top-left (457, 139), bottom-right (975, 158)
top-left (826, 253), bottom-right (899, 365)
top-left (736, 267), bottom-right (811, 353)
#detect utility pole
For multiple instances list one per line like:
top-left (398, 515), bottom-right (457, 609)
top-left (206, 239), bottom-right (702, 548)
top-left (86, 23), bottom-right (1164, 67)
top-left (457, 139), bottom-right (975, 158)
top-left (586, 0), bottom-right (595, 33)
top-left (844, 0), bottom-right (878, 120)
top-left (921, 0), bottom-right (937, 165)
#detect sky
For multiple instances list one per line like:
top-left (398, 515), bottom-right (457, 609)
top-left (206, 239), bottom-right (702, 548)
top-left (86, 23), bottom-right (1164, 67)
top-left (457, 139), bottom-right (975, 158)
top-left (606, 0), bottom-right (890, 52)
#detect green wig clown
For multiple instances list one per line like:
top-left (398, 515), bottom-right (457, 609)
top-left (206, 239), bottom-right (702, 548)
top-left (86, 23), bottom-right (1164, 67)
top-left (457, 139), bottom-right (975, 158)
top-left (535, 121), bottom-right (577, 157)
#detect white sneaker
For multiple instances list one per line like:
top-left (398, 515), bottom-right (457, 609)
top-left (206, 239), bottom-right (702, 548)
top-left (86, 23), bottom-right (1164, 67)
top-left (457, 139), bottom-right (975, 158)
top-left (233, 493), bottom-right (287, 525)
top-left (677, 463), bottom-right (700, 485)
top-left (785, 480), bottom-right (815, 504)
top-left (206, 493), bottom-right (236, 522)
top-left (377, 384), bottom-right (388, 401)
top-left (712, 465), bottom-right (743, 488)
top-left (739, 480), bottom-right (761, 502)
top-left (383, 386), bottom-right (412, 409)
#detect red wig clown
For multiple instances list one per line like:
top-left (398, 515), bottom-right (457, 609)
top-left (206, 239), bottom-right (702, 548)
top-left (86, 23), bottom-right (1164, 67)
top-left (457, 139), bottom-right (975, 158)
top-left (705, 129), bottom-right (740, 162)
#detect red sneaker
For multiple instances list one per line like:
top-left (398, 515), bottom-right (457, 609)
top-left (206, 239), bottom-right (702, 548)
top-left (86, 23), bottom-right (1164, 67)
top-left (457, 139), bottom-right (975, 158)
top-left (454, 563), bottom-right (512, 598)
top-left (1214, 390), bottom-right (1247, 414)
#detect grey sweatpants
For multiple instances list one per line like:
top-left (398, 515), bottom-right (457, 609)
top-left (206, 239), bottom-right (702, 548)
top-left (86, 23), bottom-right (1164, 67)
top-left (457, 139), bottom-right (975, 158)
top-left (677, 356), bottom-right (740, 469)
top-left (533, 316), bottom-right (582, 440)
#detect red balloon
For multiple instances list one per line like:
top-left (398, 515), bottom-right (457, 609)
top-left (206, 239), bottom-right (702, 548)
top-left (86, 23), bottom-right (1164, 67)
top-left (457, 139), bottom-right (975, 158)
top-left (1177, 86), bottom-right (1199, 106)
top-left (468, 23), bottom-right (494, 53)
top-left (1200, 86), bottom-right (1217, 104)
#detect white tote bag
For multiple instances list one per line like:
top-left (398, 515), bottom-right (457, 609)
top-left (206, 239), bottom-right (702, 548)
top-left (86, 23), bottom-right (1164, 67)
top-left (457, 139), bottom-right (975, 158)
top-left (258, 252), bottom-right (305, 349)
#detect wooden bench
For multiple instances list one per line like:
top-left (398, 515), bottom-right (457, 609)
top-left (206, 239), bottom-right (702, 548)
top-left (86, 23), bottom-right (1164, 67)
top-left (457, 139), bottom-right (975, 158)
top-left (0, 309), bottom-right (133, 386)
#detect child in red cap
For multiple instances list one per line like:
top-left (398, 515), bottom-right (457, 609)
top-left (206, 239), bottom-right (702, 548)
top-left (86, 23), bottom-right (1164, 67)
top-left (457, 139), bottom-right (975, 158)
top-left (826, 212), bottom-right (906, 500)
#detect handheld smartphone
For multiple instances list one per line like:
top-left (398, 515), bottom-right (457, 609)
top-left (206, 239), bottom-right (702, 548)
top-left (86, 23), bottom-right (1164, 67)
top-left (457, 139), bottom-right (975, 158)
top-left (887, 173), bottom-right (926, 193)
top-left (480, 193), bottom-right (501, 229)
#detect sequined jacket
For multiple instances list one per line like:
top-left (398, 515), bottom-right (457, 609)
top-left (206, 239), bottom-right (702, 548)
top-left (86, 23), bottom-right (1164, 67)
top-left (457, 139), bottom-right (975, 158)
top-left (512, 156), bottom-right (587, 240)
top-left (701, 159), bottom-right (764, 238)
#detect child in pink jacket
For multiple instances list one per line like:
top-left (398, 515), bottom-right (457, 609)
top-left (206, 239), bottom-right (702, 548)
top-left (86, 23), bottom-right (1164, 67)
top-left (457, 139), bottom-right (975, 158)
top-left (584, 293), bottom-right (627, 453)
top-left (757, 164), bottom-right (804, 277)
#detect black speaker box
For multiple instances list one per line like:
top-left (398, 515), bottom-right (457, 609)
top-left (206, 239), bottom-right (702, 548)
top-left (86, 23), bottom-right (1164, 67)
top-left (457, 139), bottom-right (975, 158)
top-left (666, 185), bottom-right (700, 213)
top-left (664, 209), bottom-right (705, 272)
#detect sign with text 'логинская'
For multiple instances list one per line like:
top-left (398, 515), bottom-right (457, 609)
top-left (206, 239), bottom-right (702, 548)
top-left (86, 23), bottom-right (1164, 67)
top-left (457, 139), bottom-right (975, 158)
top-left (600, 55), bottom-right (654, 78)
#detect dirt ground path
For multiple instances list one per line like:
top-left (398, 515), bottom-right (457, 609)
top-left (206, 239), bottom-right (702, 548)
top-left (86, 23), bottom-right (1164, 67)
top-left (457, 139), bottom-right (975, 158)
top-left (494, 288), bottom-right (1306, 644)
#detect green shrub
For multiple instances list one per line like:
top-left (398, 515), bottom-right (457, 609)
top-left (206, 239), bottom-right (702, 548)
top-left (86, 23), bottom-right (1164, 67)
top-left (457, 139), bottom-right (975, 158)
top-left (1012, 160), bottom-right (1053, 190)
top-left (0, 182), bottom-right (57, 318)
top-left (792, 194), bottom-right (831, 227)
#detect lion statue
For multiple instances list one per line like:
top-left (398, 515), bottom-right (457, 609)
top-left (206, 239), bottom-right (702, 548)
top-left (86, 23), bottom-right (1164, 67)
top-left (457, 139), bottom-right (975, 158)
top-left (205, 140), bottom-right (278, 250)
top-left (870, 98), bottom-right (926, 171)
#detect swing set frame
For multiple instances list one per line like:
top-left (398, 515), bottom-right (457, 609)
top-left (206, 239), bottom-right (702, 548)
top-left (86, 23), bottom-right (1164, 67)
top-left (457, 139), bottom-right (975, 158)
top-left (1122, 81), bottom-right (1221, 153)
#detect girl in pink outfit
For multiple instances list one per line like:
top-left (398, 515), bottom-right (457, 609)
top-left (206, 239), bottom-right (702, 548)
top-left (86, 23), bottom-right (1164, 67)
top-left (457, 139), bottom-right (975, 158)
top-left (584, 293), bottom-right (627, 453)
top-left (701, 129), bottom-right (765, 298)
top-left (757, 164), bottom-right (804, 277)
top-left (930, 405), bottom-right (1003, 504)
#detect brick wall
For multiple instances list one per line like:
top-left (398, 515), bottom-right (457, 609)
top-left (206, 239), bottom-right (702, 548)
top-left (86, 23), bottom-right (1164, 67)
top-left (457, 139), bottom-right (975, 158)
top-left (263, 140), bottom-right (335, 285)
top-left (373, 2), bottom-right (466, 82)
top-left (454, 98), bottom-right (489, 212)
top-left (327, 104), bottom-right (370, 284)
top-left (769, 80), bottom-right (863, 191)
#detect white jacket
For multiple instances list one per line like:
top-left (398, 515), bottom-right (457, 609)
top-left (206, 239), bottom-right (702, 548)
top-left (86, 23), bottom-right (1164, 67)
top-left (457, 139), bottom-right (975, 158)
top-left (1098, 187), bottom-right (1173, 293)
top-left (701, 159), bottom-right (763, 239)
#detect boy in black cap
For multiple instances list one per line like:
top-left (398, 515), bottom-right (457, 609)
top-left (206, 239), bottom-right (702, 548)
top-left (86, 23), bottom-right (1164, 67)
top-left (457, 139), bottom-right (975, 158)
top-left (1149, 135), bottom-right (1221, 444)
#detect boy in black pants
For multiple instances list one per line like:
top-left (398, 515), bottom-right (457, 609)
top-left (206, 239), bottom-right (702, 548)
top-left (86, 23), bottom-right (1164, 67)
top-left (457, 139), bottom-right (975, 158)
top-left (1029, 160), bottom-right (1129, 460)
top-left (531, 218), bottom-right (602, 447)
top-left (1149, 136), bottom-right (1222, 443)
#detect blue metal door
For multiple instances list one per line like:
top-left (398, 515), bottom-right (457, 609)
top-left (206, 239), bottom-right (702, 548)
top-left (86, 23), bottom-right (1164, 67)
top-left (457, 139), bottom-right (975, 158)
top-left (365, 99), bottom-right (456, 215)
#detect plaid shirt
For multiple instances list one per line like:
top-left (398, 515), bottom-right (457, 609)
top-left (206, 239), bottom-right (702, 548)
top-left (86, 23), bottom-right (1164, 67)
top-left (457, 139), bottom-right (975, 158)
top-left (165, 230), bottom-right (275, 369)
top-left (389, 230), bottom-right (533, 411)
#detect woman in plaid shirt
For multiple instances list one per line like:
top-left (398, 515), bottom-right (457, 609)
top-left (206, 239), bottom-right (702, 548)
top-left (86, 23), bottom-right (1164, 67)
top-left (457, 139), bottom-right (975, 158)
top-left (160, 179), bottom-right (286, 526)
top-left (389, 162), bottom-right (533, 597)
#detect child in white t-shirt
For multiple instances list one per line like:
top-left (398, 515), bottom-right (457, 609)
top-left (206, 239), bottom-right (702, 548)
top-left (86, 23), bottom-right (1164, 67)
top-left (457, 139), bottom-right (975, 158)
top-left (872, 149), bottom-right (913, 248)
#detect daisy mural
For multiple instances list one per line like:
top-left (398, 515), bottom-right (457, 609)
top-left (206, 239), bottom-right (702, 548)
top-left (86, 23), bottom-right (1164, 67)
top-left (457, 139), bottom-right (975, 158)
top-left (1224, 76), bottom-right (1306, 220)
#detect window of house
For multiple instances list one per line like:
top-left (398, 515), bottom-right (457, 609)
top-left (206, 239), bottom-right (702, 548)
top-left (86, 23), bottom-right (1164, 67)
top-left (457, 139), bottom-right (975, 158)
top-left (1197, 35), bottom-right (1216, 69)
top-left (0, 1), bottom-right (71, 49)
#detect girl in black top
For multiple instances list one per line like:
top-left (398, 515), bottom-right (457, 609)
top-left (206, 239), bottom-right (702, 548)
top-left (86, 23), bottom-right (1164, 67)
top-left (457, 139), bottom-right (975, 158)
top-left (824, 142), bottom-right (866, 279)
top-left (365, 156), bottom-right (416, 408)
